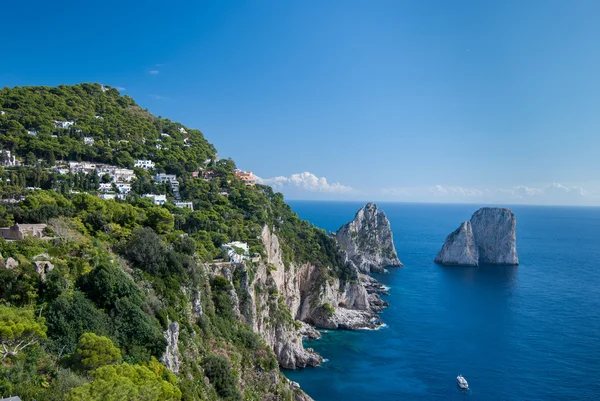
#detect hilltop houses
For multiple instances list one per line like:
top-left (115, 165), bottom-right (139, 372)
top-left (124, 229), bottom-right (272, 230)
top-left (234, 169), bottom-right (256, 186)
top-left (202, 169), bottom-right (217, 181)
top-left (175, 202), bottom-right (193, 210)
top-left (0, 223), bottom-right (48, 240)
top-left (134, 159), bottom-right (155, 170)
top-left (155, 173), bottom-right (177, 184)
top-left (53, 120), bottom-right (75, 129)
top-left (143, 194), bottom-right (167, 206)
top-left (1, 150), bottom-right (19, 167)
top-left (115, 183), bottom-right (131, 194)
top-left (67, 162), bottom-right (134, 183)
top-left (221, 241), bottom-right (250, 264)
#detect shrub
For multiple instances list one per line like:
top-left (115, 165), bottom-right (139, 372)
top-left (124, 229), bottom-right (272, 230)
top-left (201, 354), bottom-right (242, 401)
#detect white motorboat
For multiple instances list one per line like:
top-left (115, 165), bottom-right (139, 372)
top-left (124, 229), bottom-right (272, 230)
top-left (457, 375), bottom-right (469, 390)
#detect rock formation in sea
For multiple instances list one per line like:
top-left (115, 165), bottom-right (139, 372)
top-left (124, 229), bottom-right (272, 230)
top-left (334, 202), bottom-right (403, 273)
top-left (435, 207), bottom-right (519, 266)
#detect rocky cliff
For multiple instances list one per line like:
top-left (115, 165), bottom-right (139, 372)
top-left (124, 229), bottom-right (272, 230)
top-left (335, 203), bottom-right (402, 273)
top-left (211, 226), bottom-right (388, 370)
top-left (435, 207), bottom-right (519, 266)
top-left (208, 203), bottom-right (399, 370)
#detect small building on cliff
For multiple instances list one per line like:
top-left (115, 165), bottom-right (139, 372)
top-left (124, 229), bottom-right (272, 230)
top-left (0, 224), bottom-right (48, 240)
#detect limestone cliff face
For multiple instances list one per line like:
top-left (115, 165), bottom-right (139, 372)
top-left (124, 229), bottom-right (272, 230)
top-left (434, 221), bottom-right (479, 266)
top-left (335, 203), bottom-right (402, 273)
top-left (205, 203), bottom-right (401, 371)
top-left (470, 208), bottom-right (518, 265)
top-left (161, 321), bottom-right (181, 374)
top-left (210, 225), bottom-right (389, 370)
top-left (435, 207), bottom-right (519, 266)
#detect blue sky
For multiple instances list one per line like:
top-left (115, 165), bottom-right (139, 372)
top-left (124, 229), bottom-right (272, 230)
top-left (2, 0), bottom-right (600, 205)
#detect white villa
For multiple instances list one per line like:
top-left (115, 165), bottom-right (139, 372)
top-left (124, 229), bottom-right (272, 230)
top-left (155, 173), bottom-right (177, 184)
top-left (99, 183), bottom-right (113, 192)
top-left (143, 194), bottom-right (167, 206)
top-left (83, 137), bottom-right (95, 146)
top-left (53, 120), bottom-right (75, 129)
top-left (115, 183), bottom-right (131, 194)
top-left (1, 150), bottom-right (19, 167)
top-left (221, 241), bottom-right (250, 264)
top-left (113, 168), bottom-right (135, 182)
top-left (175, 202), bottom-right (193, 211)
top-left (134, 159), bottom-right (155, 170)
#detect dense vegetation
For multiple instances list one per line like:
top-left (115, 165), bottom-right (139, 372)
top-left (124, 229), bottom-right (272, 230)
top-left (0, 84), bottom-right (349, 400)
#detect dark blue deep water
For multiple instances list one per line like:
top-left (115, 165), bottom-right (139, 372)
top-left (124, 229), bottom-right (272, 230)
top-left (284, 201), bottom-right (600, 401)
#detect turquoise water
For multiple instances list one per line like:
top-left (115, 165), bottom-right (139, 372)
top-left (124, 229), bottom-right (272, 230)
top-left (284, 201), bottom-right (600, 401)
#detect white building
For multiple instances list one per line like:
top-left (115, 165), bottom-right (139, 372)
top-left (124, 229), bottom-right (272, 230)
top-left (134, 159), bottom-right (155, 170)
top-left (1, 150), bottom-right (19, 167)
top-left (143, 194), bottom-right (167, 206)
top-left (160, 133), bottom-right (171, 138)
top-left (83, 137), bottom-right (95, 146)
top-left (0, 110), bottom-right (6, 115)
top-left (175, 202), bottom-right (193, 211)
top-left (155, 173), bottom-right (177, 184)
top-left (221, 242), bottom-right (250, 264)
top-left (115, 183), bottom-right (131, 194)
top-left (27, 130), bottom-right (37, 136)
top-left (178, 127), bottom-right (187, 134)
top-left (99, 193), bottom-right (116, 200)
top-left (53, 120), bottom-right (75, 129)
top-left (113, 169), bottom-right (135, 182)
top-left (68, 161), bottom-right (98, 174)
top-left (99, 183), bottom-right (113, 192)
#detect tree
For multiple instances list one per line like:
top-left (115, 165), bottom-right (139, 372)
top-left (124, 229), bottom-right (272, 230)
top-left (25, 152), bottom-right (37, 166)
top-left (68, 363), bottom-right (181, 401)
top-left (201, 354), bottom-right (242, 401)
top-left (0, 305), bottom-right (47, 360)
top-left (45, 291), bottom-right (113, 356)
top-left (75, 333), bottom-right (121, 371)
top-left (145, 207), bottom-right (174, 234)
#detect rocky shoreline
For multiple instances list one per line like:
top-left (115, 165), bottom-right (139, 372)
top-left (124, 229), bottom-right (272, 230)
top-left (210, 203), bottom-right (401, 371)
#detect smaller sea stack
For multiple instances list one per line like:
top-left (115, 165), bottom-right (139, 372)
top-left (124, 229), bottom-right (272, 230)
top-left (335, 203), bottom-right (402, 273)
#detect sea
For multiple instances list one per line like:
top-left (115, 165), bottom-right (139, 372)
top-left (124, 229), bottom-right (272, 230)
top-left (284, 201), bottom-right (600, 401)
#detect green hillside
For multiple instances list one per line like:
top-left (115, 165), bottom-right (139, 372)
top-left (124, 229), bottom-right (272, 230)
top-left (0, 84), bottom-right (349, 401)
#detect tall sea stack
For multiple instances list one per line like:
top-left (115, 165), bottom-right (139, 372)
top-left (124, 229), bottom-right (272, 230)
top-left (435, 207), bottom-right (518, 266)
top-left (335, 203), bottom-right (402, 273)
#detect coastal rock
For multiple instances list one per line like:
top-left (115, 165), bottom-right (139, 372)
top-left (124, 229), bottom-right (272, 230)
top-left (435, 207), bottom-right (518, 266)
top-left (162, 321), bottom-right (181, 374)
top-left (470, 208), bottom-right (519, 265)
top-left (434, 221), bottom-right (479, 266)
top-left (335, 203), bottom-right (402, 273)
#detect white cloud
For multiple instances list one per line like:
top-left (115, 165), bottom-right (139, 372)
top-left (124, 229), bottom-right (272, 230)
top-left (115, 86), bottom-right (126, 91)
top-left (381, 183), bottom-right (597, 205)
top-left (148, 70), bottom-right (159, 75)
top-left (256, 171), bottom-right (353, 193)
